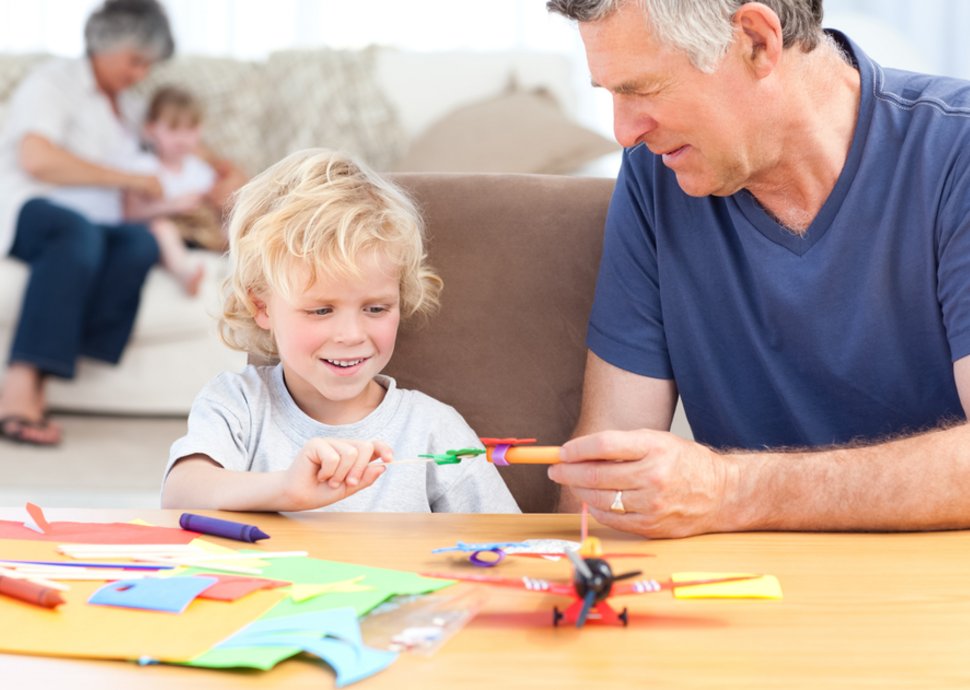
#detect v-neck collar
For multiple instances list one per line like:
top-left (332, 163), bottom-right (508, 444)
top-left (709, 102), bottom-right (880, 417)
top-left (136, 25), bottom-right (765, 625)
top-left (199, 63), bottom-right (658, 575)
top-left (732, 31), bottom-right (873, 256)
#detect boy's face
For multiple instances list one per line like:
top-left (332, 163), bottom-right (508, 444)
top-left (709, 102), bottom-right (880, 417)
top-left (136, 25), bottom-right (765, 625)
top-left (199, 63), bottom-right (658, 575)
top-left (253, 251), bottom-right (402, 425)
top-left (145, 115), bottom-right (202, 162)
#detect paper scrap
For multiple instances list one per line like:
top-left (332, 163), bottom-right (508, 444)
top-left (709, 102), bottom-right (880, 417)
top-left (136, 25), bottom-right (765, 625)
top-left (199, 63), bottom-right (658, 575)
top-left (672, 572), bottom-right (783, 599)
top-left (289, 576), bottom-right (372, 603)
top-left (89, 576), bottom-right (219, 613)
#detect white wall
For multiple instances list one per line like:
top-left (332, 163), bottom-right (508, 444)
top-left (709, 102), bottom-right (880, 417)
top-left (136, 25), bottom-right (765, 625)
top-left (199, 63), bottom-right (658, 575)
top-left (0, 2), bottom-right (966, 145)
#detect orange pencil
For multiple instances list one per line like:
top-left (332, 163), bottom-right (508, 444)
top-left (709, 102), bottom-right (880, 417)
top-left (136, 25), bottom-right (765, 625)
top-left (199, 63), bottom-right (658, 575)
top-left (0, 573), bottom-right (66, 608)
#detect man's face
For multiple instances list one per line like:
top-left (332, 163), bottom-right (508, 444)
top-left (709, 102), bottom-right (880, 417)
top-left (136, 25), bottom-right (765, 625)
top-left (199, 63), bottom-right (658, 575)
top-left (580, 3), bottom-right (764, 197)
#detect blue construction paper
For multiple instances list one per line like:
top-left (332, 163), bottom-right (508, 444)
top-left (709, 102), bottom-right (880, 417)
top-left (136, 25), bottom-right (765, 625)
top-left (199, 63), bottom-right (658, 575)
top-left (220, 609), bottom-right (362, 641)
top-left (88, 576), bottom-right (219, 613)
top-left (191, 607), bottom-right (398, 685)
top-left (301, 637), bottom-right (397, 687)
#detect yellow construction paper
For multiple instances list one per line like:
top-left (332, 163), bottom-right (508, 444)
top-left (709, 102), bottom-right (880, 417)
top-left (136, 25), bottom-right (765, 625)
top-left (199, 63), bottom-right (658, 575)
top-left (671, 572), bottom-right (783, 599)
top-left (0, 539), bottom-right (285, 662)
top-left (289, 576), bottom-right (372, 602)
top-left (189, 538), bottom-right (270, 569)
top-left (128, 521), bottom-right (270, 570)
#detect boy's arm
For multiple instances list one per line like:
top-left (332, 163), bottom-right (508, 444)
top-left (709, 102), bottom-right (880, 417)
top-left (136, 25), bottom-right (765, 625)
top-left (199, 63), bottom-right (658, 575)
top-left (195, 143), bottom-right (247, 210)
top-left (124, 190), bottom-right (205, 221)
top-left (161, 440), bottom-right (390, 512)
top-left (161, 455), bottom-right (292, 511)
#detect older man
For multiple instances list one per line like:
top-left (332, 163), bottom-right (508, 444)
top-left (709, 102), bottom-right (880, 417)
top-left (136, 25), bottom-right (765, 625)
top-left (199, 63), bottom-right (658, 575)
top-left (546, 0), bottom-right (970, 537)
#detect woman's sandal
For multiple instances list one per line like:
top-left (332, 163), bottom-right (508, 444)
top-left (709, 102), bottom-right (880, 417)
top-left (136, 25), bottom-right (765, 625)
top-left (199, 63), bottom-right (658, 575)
top-left (0, 415), bottom-right (61, 447)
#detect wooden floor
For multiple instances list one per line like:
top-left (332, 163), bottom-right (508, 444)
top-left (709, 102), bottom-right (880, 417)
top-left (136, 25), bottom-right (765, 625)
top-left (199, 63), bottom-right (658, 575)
top-left (0, 414), bottom-right (186, 508)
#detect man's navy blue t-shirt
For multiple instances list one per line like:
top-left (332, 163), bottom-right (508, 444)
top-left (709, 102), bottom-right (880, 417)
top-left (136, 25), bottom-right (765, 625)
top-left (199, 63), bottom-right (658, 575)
top-left (588, 32), bottom-right (970, 449)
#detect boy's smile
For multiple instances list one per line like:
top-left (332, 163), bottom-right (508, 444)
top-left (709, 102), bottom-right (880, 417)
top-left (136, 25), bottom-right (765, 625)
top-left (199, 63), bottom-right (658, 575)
top-left (253, 252), bottom-right (401, 425)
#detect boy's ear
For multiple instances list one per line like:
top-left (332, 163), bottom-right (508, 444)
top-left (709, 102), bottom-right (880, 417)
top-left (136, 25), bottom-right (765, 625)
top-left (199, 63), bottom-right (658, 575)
top-left (250, 292), bottom-right (271, 330)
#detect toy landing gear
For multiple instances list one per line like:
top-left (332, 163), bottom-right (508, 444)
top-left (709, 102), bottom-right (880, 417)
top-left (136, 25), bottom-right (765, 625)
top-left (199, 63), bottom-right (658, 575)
top-left (552, 604), bottom-right (630, 627)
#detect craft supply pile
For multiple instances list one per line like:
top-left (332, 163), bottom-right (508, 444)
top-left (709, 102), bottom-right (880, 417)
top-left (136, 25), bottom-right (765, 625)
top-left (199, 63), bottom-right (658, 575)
top-left (0, 501), bottom-right (782, 685)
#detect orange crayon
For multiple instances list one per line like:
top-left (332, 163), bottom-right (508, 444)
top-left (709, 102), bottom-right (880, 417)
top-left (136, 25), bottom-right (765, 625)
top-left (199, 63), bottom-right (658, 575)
top-left (0, 574), bottom-right (66, 609)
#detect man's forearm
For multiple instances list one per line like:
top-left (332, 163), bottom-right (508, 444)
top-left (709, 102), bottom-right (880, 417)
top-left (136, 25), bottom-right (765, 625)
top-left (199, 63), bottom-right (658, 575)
top-left (723, 422), bottom-right (970, 532)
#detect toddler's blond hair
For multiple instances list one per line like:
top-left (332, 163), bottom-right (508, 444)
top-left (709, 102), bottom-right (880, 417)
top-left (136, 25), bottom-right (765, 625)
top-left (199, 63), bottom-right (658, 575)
top-left (220, 148), bottom-right (442, 359)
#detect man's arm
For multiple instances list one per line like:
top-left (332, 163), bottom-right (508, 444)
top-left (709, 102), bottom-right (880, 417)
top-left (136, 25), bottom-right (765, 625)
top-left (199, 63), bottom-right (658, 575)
top-left (551, 354), bottom-right (970, 537)
top-left (558, 350), bottom-right (677, 511)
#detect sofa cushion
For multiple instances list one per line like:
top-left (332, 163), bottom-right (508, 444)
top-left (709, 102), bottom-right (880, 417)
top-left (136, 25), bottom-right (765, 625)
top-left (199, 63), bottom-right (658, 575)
top-left (136, 48), bottom-right (405, 176)
top-left (137, 56), bottom-right (264, 176)
top-left (260, 47), bottom-right (406, 173)
top-left (393, 87), bottom-right (618, 175)
top-left (386, 173), bottom-right (614, 512)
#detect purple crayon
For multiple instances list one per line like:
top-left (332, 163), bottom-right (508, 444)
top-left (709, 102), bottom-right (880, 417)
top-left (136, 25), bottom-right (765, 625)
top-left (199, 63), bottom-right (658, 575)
top-left (178, 513), bottom-right (270, 543)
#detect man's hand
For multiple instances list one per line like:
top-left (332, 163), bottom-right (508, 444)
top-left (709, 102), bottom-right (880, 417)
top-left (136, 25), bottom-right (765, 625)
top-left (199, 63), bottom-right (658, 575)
top-left (549, 429), bottom-right (735, 538)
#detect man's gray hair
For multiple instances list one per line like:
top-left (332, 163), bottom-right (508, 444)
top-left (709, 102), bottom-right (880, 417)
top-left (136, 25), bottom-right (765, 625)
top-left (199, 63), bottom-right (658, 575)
top-left (546, 0), bottom-right (824, 72)
top-left (84, 0), bottom-right (174, 60)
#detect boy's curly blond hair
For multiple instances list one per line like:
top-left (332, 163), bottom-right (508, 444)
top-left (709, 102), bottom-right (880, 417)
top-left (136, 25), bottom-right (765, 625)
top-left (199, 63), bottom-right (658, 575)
top-left (220, 148), bottom-right (442, 359)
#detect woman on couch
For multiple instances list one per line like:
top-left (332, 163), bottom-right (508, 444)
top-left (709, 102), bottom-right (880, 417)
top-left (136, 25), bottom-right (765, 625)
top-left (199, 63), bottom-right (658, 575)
top-left (0, 0), bottom-right (174, 446)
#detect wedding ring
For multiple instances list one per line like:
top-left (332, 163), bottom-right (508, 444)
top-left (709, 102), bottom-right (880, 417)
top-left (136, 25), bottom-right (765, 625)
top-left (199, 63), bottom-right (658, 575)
top-left (609, 490), bottom-right (626, 514)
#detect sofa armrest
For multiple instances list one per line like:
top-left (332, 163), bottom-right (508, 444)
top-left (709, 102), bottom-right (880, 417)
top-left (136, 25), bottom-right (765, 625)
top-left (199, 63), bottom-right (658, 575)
top-left (387, 174), bottom-right (614, 512)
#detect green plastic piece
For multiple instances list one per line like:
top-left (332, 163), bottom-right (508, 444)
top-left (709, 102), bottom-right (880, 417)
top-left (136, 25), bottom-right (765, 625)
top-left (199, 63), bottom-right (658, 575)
top-left (418, 448), bottom-right (486, 465)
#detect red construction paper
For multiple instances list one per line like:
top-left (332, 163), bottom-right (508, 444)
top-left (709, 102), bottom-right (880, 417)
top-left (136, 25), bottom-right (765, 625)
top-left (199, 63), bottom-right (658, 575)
top-left (0, 519), bottom-right (198, 544)
top-left (197, 574), bottom-right (291, 601)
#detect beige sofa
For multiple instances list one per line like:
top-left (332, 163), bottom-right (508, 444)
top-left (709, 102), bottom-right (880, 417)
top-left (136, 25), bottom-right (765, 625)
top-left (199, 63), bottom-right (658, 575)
top-left (0, 48), bottom-right (616, 415)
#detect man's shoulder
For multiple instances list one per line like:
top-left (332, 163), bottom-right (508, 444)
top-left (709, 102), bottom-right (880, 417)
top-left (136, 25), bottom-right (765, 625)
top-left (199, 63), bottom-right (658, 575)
top-left (876, 67), bottom-right (970, 118)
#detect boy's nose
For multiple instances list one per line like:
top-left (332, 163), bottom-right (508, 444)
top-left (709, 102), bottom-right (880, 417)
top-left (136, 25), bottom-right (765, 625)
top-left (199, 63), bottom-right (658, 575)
top-left (332, 314), bottom-right (366, 343)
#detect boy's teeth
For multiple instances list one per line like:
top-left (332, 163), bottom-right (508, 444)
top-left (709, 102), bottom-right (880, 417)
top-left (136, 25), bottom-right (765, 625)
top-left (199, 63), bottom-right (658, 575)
top-left (327, 358), bottom-right (364, 367)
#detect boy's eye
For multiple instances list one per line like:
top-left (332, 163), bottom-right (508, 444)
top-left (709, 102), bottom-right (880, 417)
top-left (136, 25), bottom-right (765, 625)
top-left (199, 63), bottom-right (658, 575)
top-left (364, 306), bottom-right (388, 315)
top-left (308, 307), bottom-right (332, 316)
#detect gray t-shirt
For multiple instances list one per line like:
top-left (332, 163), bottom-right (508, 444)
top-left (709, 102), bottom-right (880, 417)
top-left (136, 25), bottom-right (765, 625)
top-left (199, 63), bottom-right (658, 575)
top-left (166, 365), bottom-right (520, 513)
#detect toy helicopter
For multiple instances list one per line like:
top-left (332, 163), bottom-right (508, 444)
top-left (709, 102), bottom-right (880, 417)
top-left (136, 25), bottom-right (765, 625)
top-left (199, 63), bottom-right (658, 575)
top-left (424, 535), bottom-right (757, 628)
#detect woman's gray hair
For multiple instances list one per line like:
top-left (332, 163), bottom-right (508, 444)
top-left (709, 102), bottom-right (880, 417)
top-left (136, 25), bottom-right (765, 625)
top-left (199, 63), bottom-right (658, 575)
top-left (84, 0), bottom-right (174, 60)
top-left (546, 0), bottom-right (824, 72)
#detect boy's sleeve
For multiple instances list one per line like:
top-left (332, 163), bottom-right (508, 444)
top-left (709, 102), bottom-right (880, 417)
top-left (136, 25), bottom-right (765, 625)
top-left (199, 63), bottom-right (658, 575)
top-left (164, 377), bottom-right (253, 481)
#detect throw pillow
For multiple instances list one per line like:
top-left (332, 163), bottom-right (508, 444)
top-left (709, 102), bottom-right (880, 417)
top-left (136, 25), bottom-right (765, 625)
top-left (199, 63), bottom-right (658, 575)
top-left (136, 56), bottom-right (264, 176)
top-left (260, 47), bottom-right (406, 173)
top-left (393, 86), bottom-right (618, 175)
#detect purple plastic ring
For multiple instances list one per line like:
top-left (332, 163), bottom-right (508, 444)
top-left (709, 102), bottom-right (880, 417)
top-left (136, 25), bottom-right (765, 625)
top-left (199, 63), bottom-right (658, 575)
top-left (470, 549), bottom-right (506, 567)
top-left (491, 444), bottom-right (512, 466)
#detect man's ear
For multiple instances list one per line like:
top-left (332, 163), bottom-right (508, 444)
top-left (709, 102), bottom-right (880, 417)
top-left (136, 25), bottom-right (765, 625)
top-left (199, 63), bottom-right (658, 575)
top-left (733, 2), bottom-right (784, 78)
top-left (250, 292), bottom-right (271, 330)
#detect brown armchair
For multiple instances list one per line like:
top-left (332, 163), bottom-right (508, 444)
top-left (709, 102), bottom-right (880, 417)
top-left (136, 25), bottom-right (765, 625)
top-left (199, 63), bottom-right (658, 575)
top-left (386, 174), bottom-right (614, 512)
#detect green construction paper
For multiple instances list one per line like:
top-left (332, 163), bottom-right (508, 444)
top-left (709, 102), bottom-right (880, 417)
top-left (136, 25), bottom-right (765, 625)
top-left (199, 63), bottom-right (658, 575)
top-left (182, 555), bottom-right (450, 670)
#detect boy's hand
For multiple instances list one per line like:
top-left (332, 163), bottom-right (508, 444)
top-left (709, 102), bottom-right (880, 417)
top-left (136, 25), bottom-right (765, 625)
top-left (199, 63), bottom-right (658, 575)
top-left (282, 438), bottom-right (392, 510)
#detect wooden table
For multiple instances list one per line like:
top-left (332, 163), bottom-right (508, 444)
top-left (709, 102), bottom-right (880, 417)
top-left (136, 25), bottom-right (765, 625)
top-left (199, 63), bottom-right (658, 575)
top-left (2, 508), bottom-right (969, 688)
